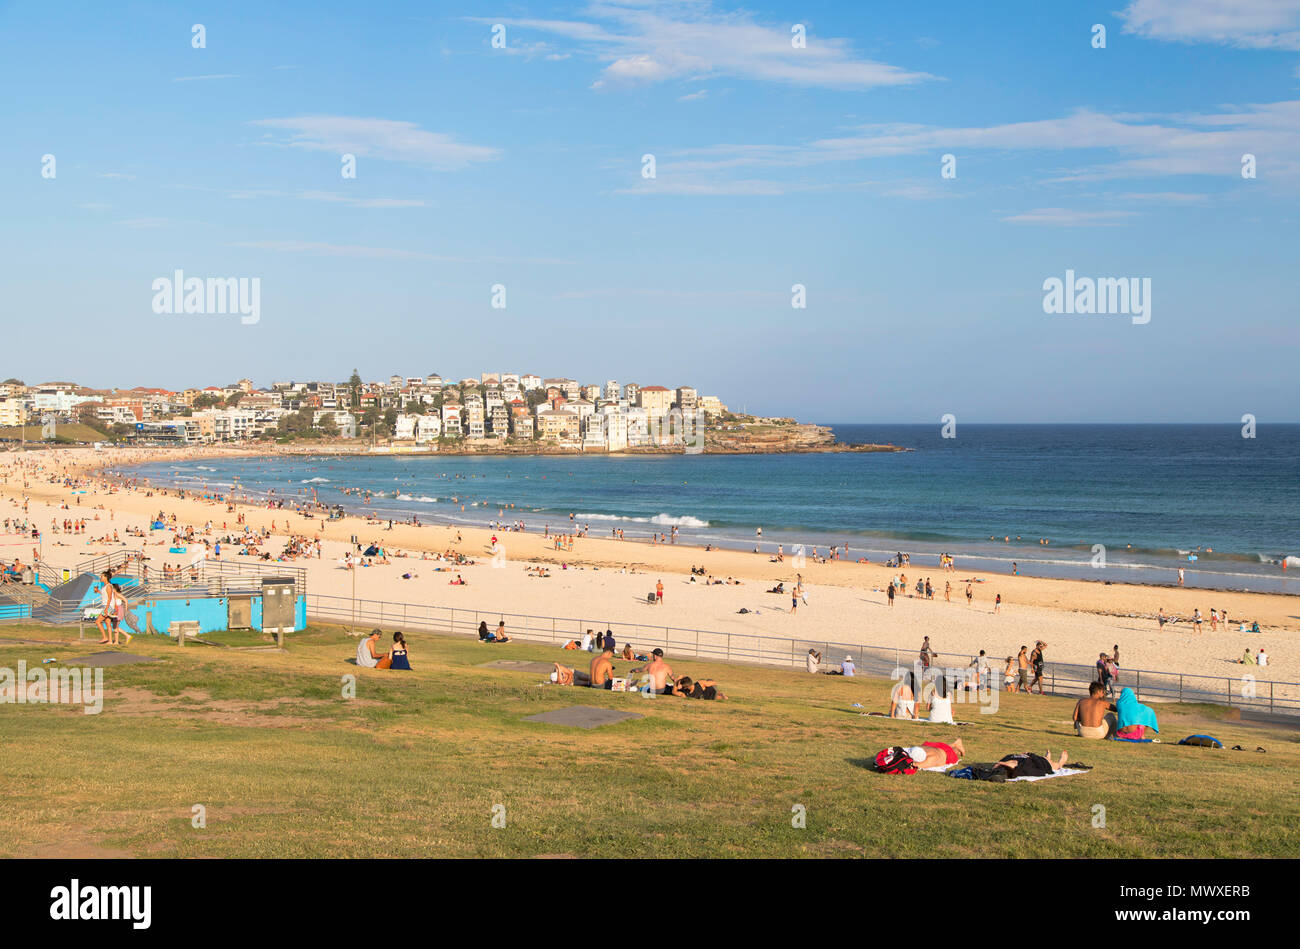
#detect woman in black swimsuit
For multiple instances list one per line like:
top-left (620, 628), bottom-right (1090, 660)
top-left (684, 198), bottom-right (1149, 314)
top-left (673, 676), bottom-right (726, 700)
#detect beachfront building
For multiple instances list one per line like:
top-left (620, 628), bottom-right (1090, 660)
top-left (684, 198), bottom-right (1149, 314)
top-left (582, 414), bottom-right (607, 451)
top-left (489, 405), bottom-right (509, 436)
top-left (441, 404), bottom-right (462, 437)
top-left (394, 415), bottom-right (418, 440)
top-left (676, 386), bottom-right (699, 412)
top-left (537, 408), bottom-right (580, 443)
top-left (520, 374), bottom-right (541, 392)
top-left (626, 407), bottom-right (651, 447)
top-left (511, 414), bottom-right (534, 439)
top-left (699, 395), bottom-right (727, 417)
top-left (567, 398), bottom-right (595, 421)
top-left (312, 410), bottom-right (357, 438)
top-left (33, 384), bottom-right (99, 419)
top-left (637, 386), bottom-right (674, 418)
top-left (603, 380), bottom-right (620, 402)
top-left (466, 401), bottom-right (486, 439)
top-left (623, 383), bottom-right (639, 404)
top-left (601, 405), bottom-right (629, 451)
top-left (414, 414), bottom-right (440, 444)
top-left (95, 401), bottom-right (144, 427)
top-left (0, 399), bottom-right (27, 427)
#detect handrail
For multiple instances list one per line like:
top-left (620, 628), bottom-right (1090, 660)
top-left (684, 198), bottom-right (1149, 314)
top-left (305, 592), bottom-right (1299, 716)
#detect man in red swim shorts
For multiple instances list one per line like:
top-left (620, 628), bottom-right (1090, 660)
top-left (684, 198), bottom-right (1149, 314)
top-left (903, 739), bottom-right (965, 770)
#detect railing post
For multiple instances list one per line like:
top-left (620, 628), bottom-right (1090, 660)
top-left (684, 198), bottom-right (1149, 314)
top-left (1178, 674), bottom-right (1183, 704)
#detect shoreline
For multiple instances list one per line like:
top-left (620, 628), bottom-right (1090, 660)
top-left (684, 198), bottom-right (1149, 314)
top-left (118, 446), bottom-right (1298, 597)
top-left (3, 445), bottom-right (1296, 689)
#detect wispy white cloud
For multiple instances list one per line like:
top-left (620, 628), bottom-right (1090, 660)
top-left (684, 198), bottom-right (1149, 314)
top-left (1001, 208), bottom-right (1138, 226)
top-left (658, 102), bottom-right (1300, 183)
top-left (1119, 0), bottom-right (1300, 50)
top-left (678, 89), bottom-right (708, 101)
top-left (473, 2), bottom-right (935, 90)
top-left (172, 74), bottom-right (238, 82)
top-left (250, 116), bottom-right (500, 169)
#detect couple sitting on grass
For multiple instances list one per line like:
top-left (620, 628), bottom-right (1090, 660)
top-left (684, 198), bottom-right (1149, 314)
top-left (1073, 685), bottom-right (1159, 740)
top-left (478, 620), bottom-right (511, 643)
top-left (551, 646), bottom-right (727, 699)
top-left (356, 629), bottom-right (411, 670)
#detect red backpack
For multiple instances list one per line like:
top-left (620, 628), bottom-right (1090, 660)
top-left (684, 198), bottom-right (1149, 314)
top-left (873, 746), bottom-right (917, 775)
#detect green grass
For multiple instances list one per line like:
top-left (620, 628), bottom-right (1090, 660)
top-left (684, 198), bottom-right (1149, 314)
top-left (0, 624), bottom-right (1297, 858)
top-left (0, 423), bottom-right (110, 443)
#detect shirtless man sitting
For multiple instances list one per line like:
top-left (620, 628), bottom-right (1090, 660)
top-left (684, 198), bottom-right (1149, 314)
top-left (1072, 682), bottom-right (1117, 739)
top-left (630, 648), bottom-right (673, 694)
top-left (589, 646), bottom-right (616, 690)
top-left (902, 738), bottom-right (965, 770)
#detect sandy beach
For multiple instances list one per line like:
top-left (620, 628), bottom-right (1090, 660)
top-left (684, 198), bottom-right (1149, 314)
top-left (2, 446), bottom-right (1295, 685)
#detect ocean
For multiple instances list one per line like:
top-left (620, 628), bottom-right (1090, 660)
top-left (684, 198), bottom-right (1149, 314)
top-left (122, 424), bottom-right (1300, 593)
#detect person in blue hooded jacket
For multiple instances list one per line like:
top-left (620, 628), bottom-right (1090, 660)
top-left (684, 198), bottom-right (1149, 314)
top-left (1115, 687), bottom-right (1159, 739)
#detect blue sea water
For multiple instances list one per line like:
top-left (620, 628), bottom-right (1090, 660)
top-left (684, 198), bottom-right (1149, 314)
top-left (123, 424), bottom-right (1300, 593)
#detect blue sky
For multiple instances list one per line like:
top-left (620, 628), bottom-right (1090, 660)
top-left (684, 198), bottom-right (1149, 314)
top-left (2, 0), bottom-right (1298, 421)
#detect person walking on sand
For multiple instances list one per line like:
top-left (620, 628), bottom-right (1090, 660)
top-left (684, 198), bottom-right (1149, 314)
top-left (944, 580), bottom-right (951, 602)
top-left (994, 593), bottom-right (1001, 614)
top-left (887, 581), bottom-right (895, 607)
top-left (655, 579), bottom-right (663, 605)
top-left (965, 582), bottom-right (973, 606)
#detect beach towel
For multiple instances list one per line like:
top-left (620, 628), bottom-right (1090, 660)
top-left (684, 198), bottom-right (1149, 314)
top-left (1109, 736), bottom-right (1154, 743)
top-left (1007, 767), bottom-right (1091, 783)
top-left (1178, 734), bottom-right (1223, 748)
top-left (862, 711), bottom-right (975, 726)
top-left (1116, 687), bottom-right (1159, 734)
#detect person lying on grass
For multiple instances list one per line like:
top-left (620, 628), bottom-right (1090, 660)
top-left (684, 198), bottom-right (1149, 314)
top-left (1073, 682), bottom-right (1117, 739)
top-left (671, 675), bottom-right (727, 700)
top-left (902, 739), bottom-right (965, 769)
top-left (993, 750), bottom-right (1068, 777)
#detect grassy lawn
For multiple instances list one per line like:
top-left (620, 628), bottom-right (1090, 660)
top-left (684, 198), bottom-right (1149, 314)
top-left (1, 624), bottom-right (1297, 858)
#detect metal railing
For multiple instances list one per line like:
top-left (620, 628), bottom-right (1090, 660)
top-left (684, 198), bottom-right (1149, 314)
top-left (306, 592), bottom-right (1300, 716)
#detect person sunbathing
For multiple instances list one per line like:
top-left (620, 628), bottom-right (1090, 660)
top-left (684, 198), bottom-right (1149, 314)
top-left (1072, 683), bottom-right (1117, 738)
top-left (902, 739), bottom-right (965, 769)
top-left (993, 750), bottom-right (1068, 777)
top-left (672, 675), bottom-right (727, 700)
